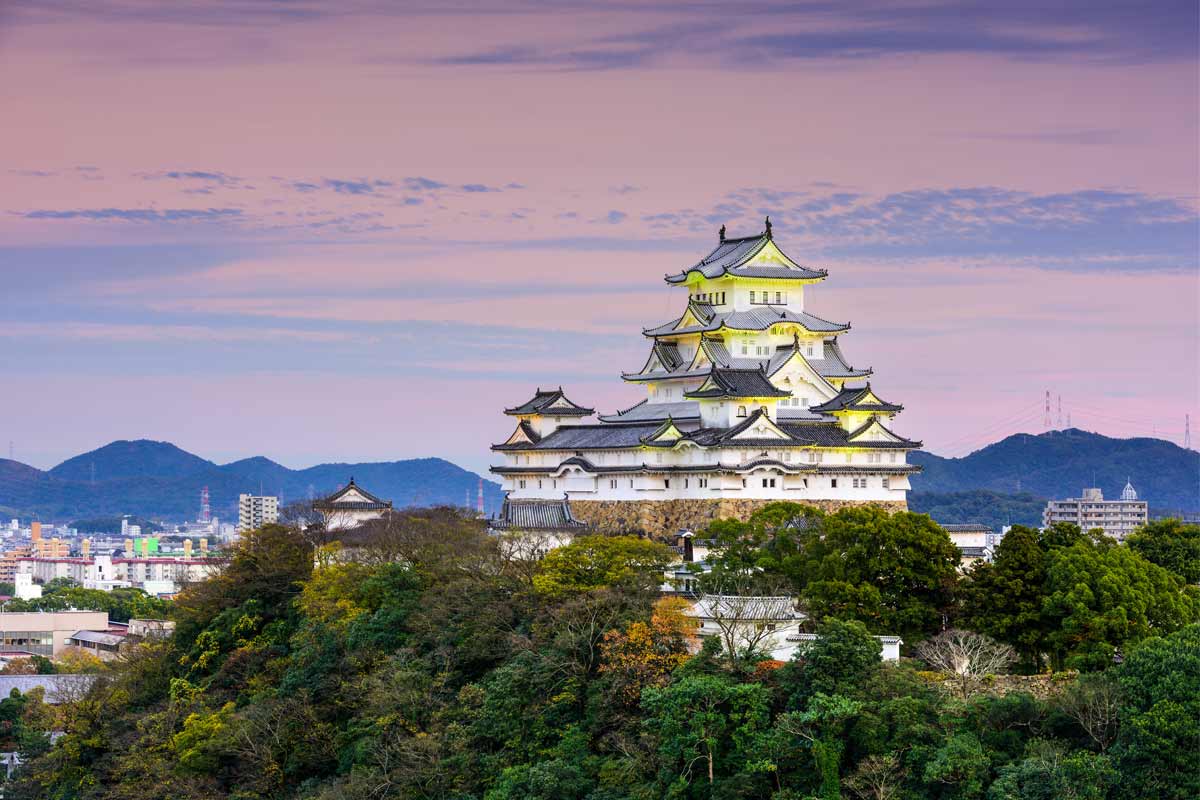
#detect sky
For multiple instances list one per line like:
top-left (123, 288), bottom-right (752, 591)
top-left (1, 0), bottom-right (1197, 476)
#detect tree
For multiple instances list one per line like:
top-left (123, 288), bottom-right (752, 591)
top-left (844, 752), bottom-right (906, 800)
top-left (916, 629), bottom-right (1015, 699)
top-left (960, 526), bottom-right (1051, 670)
top-left (778, 693), bottom-right (863, 800)
top-left (787, 508), bottom-right (959, 641)
top-left (599, 597), bottom-right (695, 707)
top-left (988, 739), bottom-right (1114, 800)
top-left (1125, 518), bottom-right (1200, 584)
top-left (1110, 624), bottom-right (1200, 800)
top-left (642, 674), bottom-right (769, 789)
top-left (1043, 540), bottom-right (1200, 670)
top-left (1058, 672), bottom-right (1121, 751)
top-left (533, 535), bottom-right (674, 597)
top-left (781, 617), bottom-right (881, 706)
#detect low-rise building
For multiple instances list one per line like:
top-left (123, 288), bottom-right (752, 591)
top-left (1043, 483), bottom-right (1148, 541)
top-left (940, 523), bottom-right (994, 569)
top-left (0, 611), bottom-right (109, 656)
top-left (685, 595), bottom-right (902, 662)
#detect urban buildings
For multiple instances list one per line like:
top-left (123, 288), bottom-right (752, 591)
top-left (237, 494), bottom-right (279, 532)
top-left (492, 221), bottom-right (921, 535)
top-left (1043, 483), bottom-right (1148, 541)
top-left (16, 553), bottom-right (219, 595)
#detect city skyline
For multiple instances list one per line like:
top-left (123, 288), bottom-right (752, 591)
top-left (2, 1), bottom-right (1197, 475)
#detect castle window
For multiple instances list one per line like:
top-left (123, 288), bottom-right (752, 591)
top-left (889, 452), bottom-right (897, 463)
top-left (750, 291), bottom-right (756, 303)
top-left (737, 406), bottom-right (747, 417)
top-left (518, 480), bottom-right (527, 489)
top-left (684, 479), bottom-right (689, 488)
top-left (882, 477), bottom-right (890, 489)
top-left (609, 479), bottom-right (618, 489)
top-left (537, 480), bottom-right (543, 489)
top-left (775, 291), bottom-right (783, 303)
top-left (664, 479), bottom-right (671, 489)
top-left (830, 478), bottom-right (838, 488)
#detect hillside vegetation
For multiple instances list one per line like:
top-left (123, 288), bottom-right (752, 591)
top-left (4, 506), bottom-right (1197, 800)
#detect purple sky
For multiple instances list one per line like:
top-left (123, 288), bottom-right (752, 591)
top-left (2, 1), bottom-right (1197, 475)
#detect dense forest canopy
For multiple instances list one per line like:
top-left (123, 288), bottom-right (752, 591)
top-left (3, 506), bottom-right (1197, 799)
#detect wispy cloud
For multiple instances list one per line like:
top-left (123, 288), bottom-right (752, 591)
top-left (18, 208), bottom-right (243, 222)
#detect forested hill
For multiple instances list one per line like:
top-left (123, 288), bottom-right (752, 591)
top-left (0, 439), bottom-right (504, 521)
top-left (909, 428), bottom-right (1199, 513)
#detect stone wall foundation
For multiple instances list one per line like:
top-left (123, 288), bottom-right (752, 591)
top-left (569, 498), bottom-right (907, 539)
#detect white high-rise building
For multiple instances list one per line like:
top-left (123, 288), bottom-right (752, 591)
top-left (237, 494), bottom-right (279, 532)
top-left (491, 221), bottom-right (921, 536)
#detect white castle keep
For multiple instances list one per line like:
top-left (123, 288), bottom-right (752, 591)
top-left (491, 221), bottom-right (921, 531)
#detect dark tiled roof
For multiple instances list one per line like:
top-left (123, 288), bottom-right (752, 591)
top-left (665, 229), bottom-right (828, 284)
top-left (942, 523), bottom-right (993, 533)
top-left (493, 496), bottom-right (586, 530)
top-left (844, 416), bottom-right (922, 448)
top-left (645, 307), bottom-right (849, 337)
top-left (685, 367), bottom-right (790, 399)
top-left (312, 479), bottom-right (393, 511)
top-left (505, 388), bottom-right (595, 416)
top-left (492, 420), bottom-right (543, 450)
top-left (808, 338), bottom-right (871, 379)
top-left (809, 383), bottom-right (903, 413)
top-left (599, 400), bottom-right (702, 423)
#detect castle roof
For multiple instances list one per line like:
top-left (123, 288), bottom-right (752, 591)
top-left (809, 383), bottom-right (903, 413)
top-left (505, 387), bottom-right (594, 416)
top-left (684, 367), bottom-right (790, 399)
top-left (312, 478), bottom-right (393, 511)
top-left (644, 306), bottom-right (849, 337)
top-left (665, 224), bottom-right (827, 284)
top-left (623, 335), bottom-right (869, 384)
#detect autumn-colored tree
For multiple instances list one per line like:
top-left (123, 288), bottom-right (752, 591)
top-left (599, 597), bottom-right (696, 705)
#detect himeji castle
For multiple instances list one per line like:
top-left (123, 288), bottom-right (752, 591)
top-left (491, 220), bottom-right (921, 535)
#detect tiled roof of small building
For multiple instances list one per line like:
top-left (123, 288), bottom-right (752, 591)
top-left (493, 496), bottom-right (586, 530)
top-left (312, 478), bottom-right (393, 511)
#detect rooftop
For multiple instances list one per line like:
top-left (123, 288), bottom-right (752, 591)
top-left (665, 222), bottom-right (828, 284)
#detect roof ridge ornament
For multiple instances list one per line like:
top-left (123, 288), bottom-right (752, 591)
top-left (764, 216), bottom-right (773, 239)
top-left (719, 224), bottom-right (726, 243)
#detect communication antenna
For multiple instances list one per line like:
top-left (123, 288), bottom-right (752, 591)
top-left (477, 478), bottom-right (485, 516)
top-left (1057, 395), bottom-right (1062, 428)
top-left (1043, 390), bottom-right (1052, 429)
top-left (199, 486), bottom-right (211, 523)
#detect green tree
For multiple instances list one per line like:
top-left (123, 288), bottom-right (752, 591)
top-left (1043, 541), bottom-right (1200, 669)
top-left (780, 618), bottom-right (881, 707)
top-left (1110, 624), bottom-right (1200, 800)
top-left (961, 526), bottom-right (1051, 670)
top-left (778, 693), bottom-right (864, 800)
top-left (642, 674), bottom-right (769, 791)
top-left (789, 508), bottom-right (960, 641)
top-left (1125, 518), bottom-right (1200, 583)
top-left (988, 739), bottom-right (1114, 800)
top-left (533, 535), bottom-right (674, 597)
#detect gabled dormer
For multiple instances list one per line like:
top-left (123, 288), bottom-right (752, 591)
top-left (504, 387), bottom-right (595, 436)
top-left (846, 416), bottom-right (921, 448)
top-left (809, 382), bottom-right (903, 431)
top-left (640, 417), bottom-right (689, 446)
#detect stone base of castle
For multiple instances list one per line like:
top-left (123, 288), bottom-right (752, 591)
top-left (569, 498), bottom-right (908, 539)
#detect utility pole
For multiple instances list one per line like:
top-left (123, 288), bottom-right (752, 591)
top-left (1186, 414), bottom-right (1192, 450)
top-left (1057, 394), bottom-right (1062, 428)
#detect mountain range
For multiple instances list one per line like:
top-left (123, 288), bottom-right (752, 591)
top-left (0, 429), bottom-right (1194, 526)
top-left (0, 440), bottom-right (504, 522)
